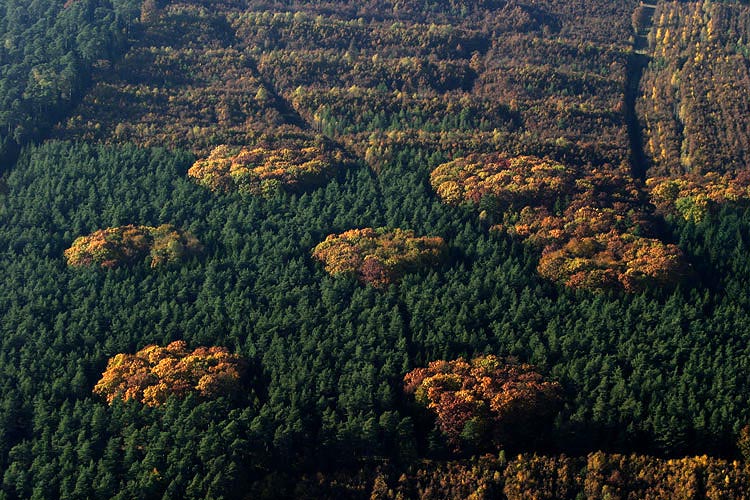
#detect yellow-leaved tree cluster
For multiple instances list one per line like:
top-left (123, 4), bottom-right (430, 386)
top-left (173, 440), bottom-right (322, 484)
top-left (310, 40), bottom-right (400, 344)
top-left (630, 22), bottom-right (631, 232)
top-left (311, 227), bottom-right (446, 288)
top-left (647, 172), bottom-right (750, 222)
top-left (431, 153), bottom-right (688, 292)
top-left (188, 135), bottom-right (347, 196)
top-left (64, 224), bottom-right (202, 269)
top-left (93, 341), bottom-right (246, 407)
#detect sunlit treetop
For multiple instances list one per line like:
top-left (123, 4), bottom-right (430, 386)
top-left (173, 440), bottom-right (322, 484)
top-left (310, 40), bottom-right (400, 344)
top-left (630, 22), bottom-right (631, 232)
top-left (404, 355), bottom-right (562, 450)
top-left (312, 227), bottom-right (446, 288)
top-left (432, 155), bottom-right (688, 292)
top-left (93, 341), bottom-right (246, 407)
top-left (188, 135), bottom-right (347, 197)
top-left (430, 153), bottom-right (575, 208)
top-left (64, 224), bottom-right (202, 269)
top-left (647, 172), bottom-right (750, 223)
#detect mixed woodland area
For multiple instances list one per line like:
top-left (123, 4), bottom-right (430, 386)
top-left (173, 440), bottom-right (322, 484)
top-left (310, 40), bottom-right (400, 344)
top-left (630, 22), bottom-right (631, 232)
top-left (2, 0), bottom-right (750, 497)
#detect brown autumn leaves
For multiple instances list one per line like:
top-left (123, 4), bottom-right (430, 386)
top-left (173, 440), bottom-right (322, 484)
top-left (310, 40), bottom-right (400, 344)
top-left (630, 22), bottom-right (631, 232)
top-left (403, 355), bottom-right (561, 451)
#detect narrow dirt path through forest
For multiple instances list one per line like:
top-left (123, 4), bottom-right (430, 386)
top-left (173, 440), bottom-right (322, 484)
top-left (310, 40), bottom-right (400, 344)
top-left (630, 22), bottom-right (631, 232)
top-left (626, 2), bottom-right (657, 179)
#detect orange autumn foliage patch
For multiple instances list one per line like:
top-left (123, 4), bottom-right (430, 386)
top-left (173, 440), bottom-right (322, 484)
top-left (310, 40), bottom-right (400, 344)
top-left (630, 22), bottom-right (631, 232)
top-left (93, 341), bottom-right (246, 406)
top-left (647, 172), bottom-right (750, 222)
top-left (431, 154), bottom-right (688, 292)
top-left (536, 231), bottom-right (685, 293)
top-left (311, 227), bottom-right (445, 288)
top-left (64, 224), bottom-right (202, 269)
top-left (430, 153), bottom-right (574, 208)
top-left (404, 355), bottom-right (561, 450)
top-left (518, 173), bottom-right (686, 292)
top-left (188, 136), bottom-right (346, 196)
top-left (507, 202), bottom-right (686, 292)
top-left (365, 452), bottom-right (750, 500)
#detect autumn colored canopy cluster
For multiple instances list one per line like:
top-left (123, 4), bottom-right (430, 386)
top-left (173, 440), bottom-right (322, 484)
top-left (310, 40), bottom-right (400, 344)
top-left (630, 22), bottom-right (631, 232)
top-left (519, 172), bottom-right (687, 292)
top-left (311, 227), bottom-right (445, 288)
top-left (64, 224), bottom-right (202, 269)
top-left (93, 341), bottom-right (246, 406)
top-left (536, 229), bottom-right (685, 292)
top-left (431, 154), bottom-right (687, 292)
top-left (187, 137), bottom-right (345, 196)
top-left (403, 355), bottom-right (561, 450)
top-left (647, 172), bottom-right (750, 222)
top-left (508, 194), bottom-right (686, 292)
top-left (367, 451), bottom-right (750, 500)
top-left (430, 153), bottom-right (574, 208)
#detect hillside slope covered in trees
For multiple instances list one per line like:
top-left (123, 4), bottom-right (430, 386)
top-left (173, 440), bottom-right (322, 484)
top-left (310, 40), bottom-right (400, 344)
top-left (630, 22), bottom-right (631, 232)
top-left (2, 0), bottom-right (750, 498)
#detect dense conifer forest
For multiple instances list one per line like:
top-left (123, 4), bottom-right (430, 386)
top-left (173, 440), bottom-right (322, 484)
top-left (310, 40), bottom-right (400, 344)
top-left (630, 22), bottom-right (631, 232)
top-left (2, 0), bottom-right (750, 498)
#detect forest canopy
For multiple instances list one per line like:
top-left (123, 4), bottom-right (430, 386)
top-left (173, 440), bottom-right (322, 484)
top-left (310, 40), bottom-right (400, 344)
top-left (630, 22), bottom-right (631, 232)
top-left (404, 355), bottom-right (561, 451)
top-left (187, 136), bottom-right (347, 196)
top-left (638, 1), bottom-right (750, 175)
top-left (430, 153), bottom-right (575, 208)
top-left (64, 224), bottom-right (202, 268)
top-left (2, 0), bottom-right (750, 497)
top-left (430, 155), bottom-right (687, 292)
top-left (647, 172), bottom-right (750, 223)
top-left (312, 227), bottom-right (446, 287)
top-left (93, 341), bottom-right (246, 406)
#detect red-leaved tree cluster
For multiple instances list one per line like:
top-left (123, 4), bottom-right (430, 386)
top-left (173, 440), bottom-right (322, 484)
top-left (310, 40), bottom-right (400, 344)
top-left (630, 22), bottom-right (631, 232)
top-left (403, 355), bottom-right (561, 451)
